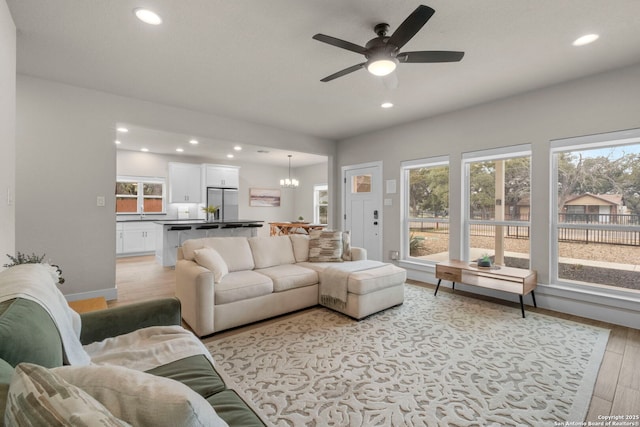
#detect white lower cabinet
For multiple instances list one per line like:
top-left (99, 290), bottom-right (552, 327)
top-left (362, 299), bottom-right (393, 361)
top-left (117, 222), bottom-right (156, 255)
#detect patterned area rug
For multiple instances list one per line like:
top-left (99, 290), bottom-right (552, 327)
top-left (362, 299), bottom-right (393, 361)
top-left (205, 284), bottom-right (609, 427)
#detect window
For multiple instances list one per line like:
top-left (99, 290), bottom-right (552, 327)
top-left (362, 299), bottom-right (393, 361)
top-left (116, 176), bottom-right (166, 214)
top-left (463, 145), bottom-right (531, 268)
top-left (314, 184), bottom-right (328, 224)
top-left (352, 175), bottom-right (371, 193)
top-left (401, 156), bottom-right (449, 263)
top-left (551, 129), bottom-right (640, 292)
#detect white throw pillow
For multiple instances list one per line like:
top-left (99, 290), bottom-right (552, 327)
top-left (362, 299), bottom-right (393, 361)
top-left (52, 364), bottom-right (229, 427)
top-left (6, 363), bottom-right (130, 426)
top-left (194, 247), bottom-right (229, 283)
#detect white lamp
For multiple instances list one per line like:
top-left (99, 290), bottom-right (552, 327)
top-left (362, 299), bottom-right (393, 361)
top-left (280, 155), bottom-right (299, 188)
top-left (367, 57), bottom-right (398, 77)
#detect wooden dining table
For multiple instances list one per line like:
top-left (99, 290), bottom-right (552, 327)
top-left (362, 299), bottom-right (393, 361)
top-left (269, 222), bottom-right (326, 236)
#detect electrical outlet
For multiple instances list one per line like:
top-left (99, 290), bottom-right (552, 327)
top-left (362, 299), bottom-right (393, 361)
top-left (97, 196), bottom-right (105, 207)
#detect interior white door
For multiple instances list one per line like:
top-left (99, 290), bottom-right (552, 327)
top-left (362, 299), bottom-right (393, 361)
top-left (343, 163), bottom-right (382, 261)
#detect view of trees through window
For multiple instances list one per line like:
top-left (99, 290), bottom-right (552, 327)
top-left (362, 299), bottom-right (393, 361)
top-left (553, 143), bottom-right (640, 291)
top-left (407, 163), bottom-right (449, 261)
top-left (466, 155), bottom-right (531, 269)
top-left (116, 178), bottom-right (165, 214)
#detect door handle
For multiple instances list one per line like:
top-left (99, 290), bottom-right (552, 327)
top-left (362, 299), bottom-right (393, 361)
top-left (373, 221), bottom-right (378, 225)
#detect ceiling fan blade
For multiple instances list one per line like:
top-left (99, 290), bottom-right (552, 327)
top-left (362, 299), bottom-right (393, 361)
top-left (397, 51), bottom-right (465, 63)
top-left (387, 5), bottom-right (435, 49)
top-left (312, 34), bottom-right (368, 55)
top-left (320, 63), bottom-right (366, 82)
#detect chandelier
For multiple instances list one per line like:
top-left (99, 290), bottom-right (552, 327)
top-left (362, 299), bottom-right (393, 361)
top-left (280, 154), bottom-right (299, 188)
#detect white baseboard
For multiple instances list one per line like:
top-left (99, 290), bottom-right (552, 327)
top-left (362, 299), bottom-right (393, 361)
top-left (65, 287), bottom-right (118, 302)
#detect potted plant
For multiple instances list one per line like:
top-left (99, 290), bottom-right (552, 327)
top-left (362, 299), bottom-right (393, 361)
top-left (201, 205), bottom-right (219, 222)
top-left (4, 252), bottom-right (65, 284)
top-left (477, 253), bottom-right (492, 268)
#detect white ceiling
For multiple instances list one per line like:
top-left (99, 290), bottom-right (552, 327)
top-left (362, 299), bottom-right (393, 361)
top-left (8, 0), bottom-right (640, 163)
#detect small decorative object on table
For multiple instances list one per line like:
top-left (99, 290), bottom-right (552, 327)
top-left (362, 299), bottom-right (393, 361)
top-left (477, 253), bottom-right (492, 268)
top-left (201, 205), bottom-right (219, 222)
top-left (4, 252), bottom-right (65, 284)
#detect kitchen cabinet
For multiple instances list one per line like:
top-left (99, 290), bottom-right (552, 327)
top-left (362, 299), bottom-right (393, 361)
top-left (169, 163), bottom-right (202, 203)
top-left (204, 164), bottom-right (239, 188)
top-left (117, 222), bottom-right (156, 255)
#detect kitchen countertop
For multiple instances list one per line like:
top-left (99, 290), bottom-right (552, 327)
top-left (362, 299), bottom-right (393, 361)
top-left (155, 219), bottom-right (263, 226)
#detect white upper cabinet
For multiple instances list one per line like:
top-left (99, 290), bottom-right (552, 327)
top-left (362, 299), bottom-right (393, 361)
top-left (169, 163), bottom-right (202, 203)
top-left (204, 164), bottom-right (240, 188)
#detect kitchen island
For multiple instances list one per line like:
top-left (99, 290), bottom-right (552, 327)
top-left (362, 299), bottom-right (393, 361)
top-left (154, 219), bottom-right (263, 267)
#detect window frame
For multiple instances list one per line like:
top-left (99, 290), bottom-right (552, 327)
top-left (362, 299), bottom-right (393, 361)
top-left (462, 144), bottom-right (532, 264)
top-left (116, 175), bottom-right (166, 215)
top-left (400, 155), bottom-right (450, 265)
top-left (313, 184), bottom-right (328, 224)
top-left (550, 128), bottom-right (640, 292)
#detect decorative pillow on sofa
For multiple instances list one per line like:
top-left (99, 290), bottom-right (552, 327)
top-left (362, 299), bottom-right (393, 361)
top-left (52, 364), bottom-right (228, 427)
top-left (194, 247), bottom-right (228, 283)
top-left (5, 363), bottom-right (130, 426)
top-left (342, 231), bottom-right (352, 261)
top-left (309, 230), bottom-right (344, 262)
top-left (289, 234), bottom-right (310, 262)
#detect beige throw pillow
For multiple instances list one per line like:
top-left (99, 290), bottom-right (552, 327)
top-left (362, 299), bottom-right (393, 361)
top-left (308, 230), bottom-right (344, 262)
top-left (342, 231), bottom-right (352, 261)
top-left (6, 363), bottom-right (130, 426)
top-left (194, 247), bottom-right (228, 283)
top-left (53, 364), bottom-right (229, 427)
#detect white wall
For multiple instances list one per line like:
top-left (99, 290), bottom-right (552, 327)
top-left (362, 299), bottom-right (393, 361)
top-left (0, 0), bottom-right (15, 270)
top-left (336, 62), bottom-right (640, 328)
top-left (16, 76), bottom-right (335, 299)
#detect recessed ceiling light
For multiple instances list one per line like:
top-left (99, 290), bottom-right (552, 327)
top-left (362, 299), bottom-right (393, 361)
top-left (134, 8), bottom-right (162, 25)
top-left (381, 102), bottom-right (394, 109)
top-left (116, 127), bottom-right (128, 133)
top-left (572, 34), bottom-right (599, 46)
top-left (234, 145), bottom-right (242, 151)
top-left (141, 148), bottom-right (149, 152)
top-left (189, 139), bottom-right (198, 145)
top-left (226, 154), bottom-right (234, 159)
top-left (114, 140), bottom-right (121, 145)
top-left (176, 148), bottom-right (184, 152)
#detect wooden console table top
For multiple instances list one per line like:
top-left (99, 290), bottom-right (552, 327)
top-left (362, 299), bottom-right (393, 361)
top-left (269, 222), bottom-right (325, 236)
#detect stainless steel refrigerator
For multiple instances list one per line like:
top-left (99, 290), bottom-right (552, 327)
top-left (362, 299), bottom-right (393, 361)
top-left (206, 187), bottom-right (239, 220)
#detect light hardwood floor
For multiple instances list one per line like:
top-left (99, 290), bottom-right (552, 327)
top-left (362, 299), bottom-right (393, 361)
top-left (114, 255), bottom-right (640, 420)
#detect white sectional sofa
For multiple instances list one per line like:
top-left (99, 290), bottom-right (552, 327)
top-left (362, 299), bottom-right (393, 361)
top-left (175, 234), bottom-right (406, 337)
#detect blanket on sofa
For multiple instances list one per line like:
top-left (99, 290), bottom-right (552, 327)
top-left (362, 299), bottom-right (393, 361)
top-left (0, 264), bottom-right (92, 366)
top-left (319, 260), bottom-right (384, 309)
top-left (85, 325), bottom-right (215, 372)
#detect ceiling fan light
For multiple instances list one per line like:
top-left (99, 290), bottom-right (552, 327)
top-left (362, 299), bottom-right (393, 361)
top-left (367, 58), bottom-right (397, 76)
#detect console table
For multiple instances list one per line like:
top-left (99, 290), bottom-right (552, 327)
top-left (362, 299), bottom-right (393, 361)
top-left (434, 259), bottom-right (537, 318)
top-left (269, 222), bottom-right (325, 236)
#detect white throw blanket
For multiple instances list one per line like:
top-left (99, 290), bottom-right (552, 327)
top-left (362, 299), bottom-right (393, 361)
top-left (84, 325), bottom-right (215, 372)
top-left (0, 264), bottom-right (92, 365)
top-left (319, 260), bottom-right (384, 309)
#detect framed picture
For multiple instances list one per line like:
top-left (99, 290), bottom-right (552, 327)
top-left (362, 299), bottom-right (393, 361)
top-left (249, 188), bottom-right (281, 207)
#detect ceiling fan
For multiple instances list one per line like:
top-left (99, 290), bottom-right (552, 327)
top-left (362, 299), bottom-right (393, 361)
top-left (312, 5), bottom-right (464, 82)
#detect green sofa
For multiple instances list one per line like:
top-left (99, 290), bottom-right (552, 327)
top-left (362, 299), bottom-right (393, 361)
top-left (0, 296), bottom-right (265, 426)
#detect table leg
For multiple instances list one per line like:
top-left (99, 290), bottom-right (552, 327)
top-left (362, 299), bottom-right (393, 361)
top-left (434, 279), bottom-right (441, 296)
top-left (452, 282), bottom-right (455, 291)
top-left (519, 295), bottom-right (525, 318)
top-left (531, 290), bottom-right (537, 308)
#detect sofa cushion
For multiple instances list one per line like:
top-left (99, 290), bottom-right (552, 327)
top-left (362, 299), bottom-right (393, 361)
top-left (146, 354), bottom-right (226, 399)
top-left (248, 236), bottom-right (296, 268)
top-left (347, 264), bottom-right (407, 295)
top-left (289, 234), bottom-right (310, 262)
top-left (194, 247), bottom-right (228, 283)
top-left (207, 389), bottom-right (265, 427)
top-left (183, 237), bottom-right (255, 272)
top-left (0, 298), bottom-right (64, 368)
top-left (255, 264), bottom-right (318, 292)
top-left (216, 271), bottom-right (273, 304)
top-left (53, 364), bottom-right (228, 427)
top-left (6, 363), bottom-right (129, 427)
top-left (308, 230), bottom-right (344, 262)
